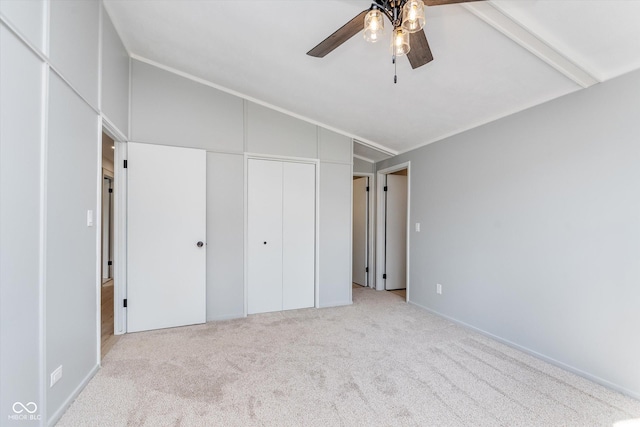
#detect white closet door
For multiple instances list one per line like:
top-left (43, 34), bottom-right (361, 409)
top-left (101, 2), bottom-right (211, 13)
top-left (127, 142), bottom-right (206, 332)
top-left (352, 177), bottom-right (368, 286)
top-left (282, 162), bottom-right (316, 310)
top-left (248, 159), bottom-right (283, 314)
top-left (385, 174), bottom-right (407, 290)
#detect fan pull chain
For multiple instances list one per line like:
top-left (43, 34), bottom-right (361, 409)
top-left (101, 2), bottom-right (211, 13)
top-left (392, 53), bottom-right (398, 84)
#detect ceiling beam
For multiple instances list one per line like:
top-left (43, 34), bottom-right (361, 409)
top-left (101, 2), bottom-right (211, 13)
top-left (463, 2), bottom-right (599, 88)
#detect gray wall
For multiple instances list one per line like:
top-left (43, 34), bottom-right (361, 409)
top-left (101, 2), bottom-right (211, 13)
top-left (101, 3), bottom-right (129, 134)
top-left (0, 1), bottom-right (130, 425)
top-left (45, 73), bottom-right (99, 420)
top-left (131, 60), bottom-right (243, 152)
top-left (130, 60), bottom-right (354, 316)
top-left (377, 69), bottom-right (640, 398)
top-left (206, 153), bottom-right (245, 320)
top-left (49, 0), bottom-right (100, 109)
top-left (0, 22), bottom-right (44, 427)
top-left (353, 157), bottom-right (375, 174)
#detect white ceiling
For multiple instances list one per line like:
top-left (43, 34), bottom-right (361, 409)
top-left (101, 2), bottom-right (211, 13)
top-left (104, 0), bottom-right (640, 159)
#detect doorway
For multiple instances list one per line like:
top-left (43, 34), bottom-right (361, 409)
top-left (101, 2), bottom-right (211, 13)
top-left (376, 163), bottom-right (410, 301)
top-left (352, 174), bottom-right (373, 288)
top-left (100, 132), bottom-right (119, 358)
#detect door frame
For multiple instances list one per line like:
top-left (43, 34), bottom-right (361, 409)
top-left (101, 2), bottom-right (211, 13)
top-left (101, 172), bottom-right (114, 281)
top-left (376, 162), bottom-right (411, 301)
top-left (353, 173), bottom-right (375, 288)
top-left (243, 153), bottom-right (320, 316)
top-left (98, 121), bottom-right (127, 366)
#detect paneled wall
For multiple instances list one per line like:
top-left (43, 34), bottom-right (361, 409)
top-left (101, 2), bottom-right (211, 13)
top-left (101, 3), bottom-right (129, 133)
top-left (131, 61), bottom-right (243, 152)
top-left (0, 1), bottom-right (130, 425)
top-left (2, 2), bottom-right (351, 423)
top-left (0, 22), bottom-right (44, 426)
top-left (131, 59), bottom-right (354, 316)
top-left (353, 157), bottom-right (375, 174)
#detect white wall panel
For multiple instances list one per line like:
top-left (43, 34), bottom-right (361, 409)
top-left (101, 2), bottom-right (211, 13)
top-left (49, 0), bottom-right (100, 109)
top-left (101, 6), bottom-right (129, 136)
top-left (46, 73), bottom-right (99, 418)
top-left (319, 128), bottom-right (351, 163)
top-left (0, 25), bottom-right (44, 423)
top-left (0, 0), bottom-right (46, 51)
top-left (131, 60), bottom-right (243, 152)
top-left (318, 162), bottom-right (352, 307)
top-left (207, 153), bottom-right (245, 320)
top-left (246, 102), bottom-right (317, 158)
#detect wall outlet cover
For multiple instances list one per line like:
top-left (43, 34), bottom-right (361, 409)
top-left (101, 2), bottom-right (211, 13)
top-left (50, 365), bottom-right (62, 388)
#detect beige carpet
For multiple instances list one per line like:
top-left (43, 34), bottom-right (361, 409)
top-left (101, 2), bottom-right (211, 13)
top-left (58, 287), bottom-right (640, 426)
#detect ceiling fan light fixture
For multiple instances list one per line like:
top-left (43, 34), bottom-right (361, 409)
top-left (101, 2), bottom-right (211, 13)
top-left (363, 8), bottom-right (385, 43)
top-left (401, 0), bottom-right (425, 33)
top-left (391, 27), bottom-right (410, 57)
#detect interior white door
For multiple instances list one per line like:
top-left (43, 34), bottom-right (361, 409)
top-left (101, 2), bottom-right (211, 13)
top-left (385, 174), bottom-right (407, 290)
top-left (352, 177), bottom-right (367, 286)
top-left (102, 176), bottom-right (113, 280)
top-left (127, 142), bottom-right (206, 332)
top-left (248, 159), bottom-right (284, 314)
top-left (282, 162), bottom-right (315, 310)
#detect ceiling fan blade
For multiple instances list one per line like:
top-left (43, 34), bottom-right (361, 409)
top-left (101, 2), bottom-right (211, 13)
top-left (423, 0), bottom-right (484, 6)
top-left (407, 30), bottom-right (434, 69)
top-left (307, 10), bottom-right (369, 58)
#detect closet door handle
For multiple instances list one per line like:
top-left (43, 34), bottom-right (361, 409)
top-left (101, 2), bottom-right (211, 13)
top-left (263, 241), bottom-right (267, 245)
top-left (197, 241), bottom-right (204, 248)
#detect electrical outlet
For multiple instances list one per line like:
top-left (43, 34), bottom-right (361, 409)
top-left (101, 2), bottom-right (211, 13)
top-left (436, 283), bottom-right (442, 295)
top-left (50, 365), bottom-right (62, 388)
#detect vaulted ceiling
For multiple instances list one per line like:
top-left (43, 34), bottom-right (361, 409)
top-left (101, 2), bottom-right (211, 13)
top-left (104, 0), bottom-right (640, 160)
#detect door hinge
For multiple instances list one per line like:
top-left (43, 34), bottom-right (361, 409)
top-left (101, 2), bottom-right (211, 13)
top-left (383, 273), bottom-right (387, 279)
top-left (123, 159), bottom-right (128, 168)
top-left (365, 267), bottom-right (369, 273)
top-left (107, 260), bottom-right (112, 266)
top-left (108, 188), bottom-right (113, 193)
top-left (366, 186), bottom-right (370, 192)
top-left (384, 186), bottom-right (387, 192)
top-left (123, 299), bottom-right (127, 308)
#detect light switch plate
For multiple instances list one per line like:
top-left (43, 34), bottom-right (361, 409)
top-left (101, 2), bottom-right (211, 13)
top-left (87, 210), bottom-right (93, 227)
top-left (415, 222), bottom-right (421, 232)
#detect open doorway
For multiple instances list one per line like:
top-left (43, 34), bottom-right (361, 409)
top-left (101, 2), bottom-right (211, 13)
top-left (101, 132), bottom-right (119, 358)
top-left (376, 163), bottom-right (410, 301)
top-left (353, 175), bottom-right (370, 288)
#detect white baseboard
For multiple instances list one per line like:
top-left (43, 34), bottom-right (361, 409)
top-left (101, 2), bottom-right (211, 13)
top-left (408, 299), bottom-right (640, 401)
top-left (207, 313), bottom-right (244, 322)
top-left (318, 300), bottom-right (352, 308)
top-left (47, 364), bottom-right (100, 427)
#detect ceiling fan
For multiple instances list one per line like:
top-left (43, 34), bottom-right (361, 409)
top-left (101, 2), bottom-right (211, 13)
top-left (307, 0), bottom-right (484, 82)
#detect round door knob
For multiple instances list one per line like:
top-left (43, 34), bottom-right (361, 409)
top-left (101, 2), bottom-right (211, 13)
top-left (263, 241), bottom-right (267, 245)
top-left (197, 241), bottom-right (204, 248)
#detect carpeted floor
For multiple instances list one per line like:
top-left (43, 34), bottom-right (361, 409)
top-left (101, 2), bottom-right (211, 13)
top-left (58, 287), bottom-right (640, 426)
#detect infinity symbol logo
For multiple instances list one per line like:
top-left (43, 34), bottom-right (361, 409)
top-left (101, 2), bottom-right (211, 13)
top-left (12, 402), bottom-right (38, 414)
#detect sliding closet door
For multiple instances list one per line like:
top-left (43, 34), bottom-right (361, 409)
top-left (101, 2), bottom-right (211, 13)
top-left (282, 162), bottom-right (315, 310)
top-left (247, 159), bottom-right (283, 314)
